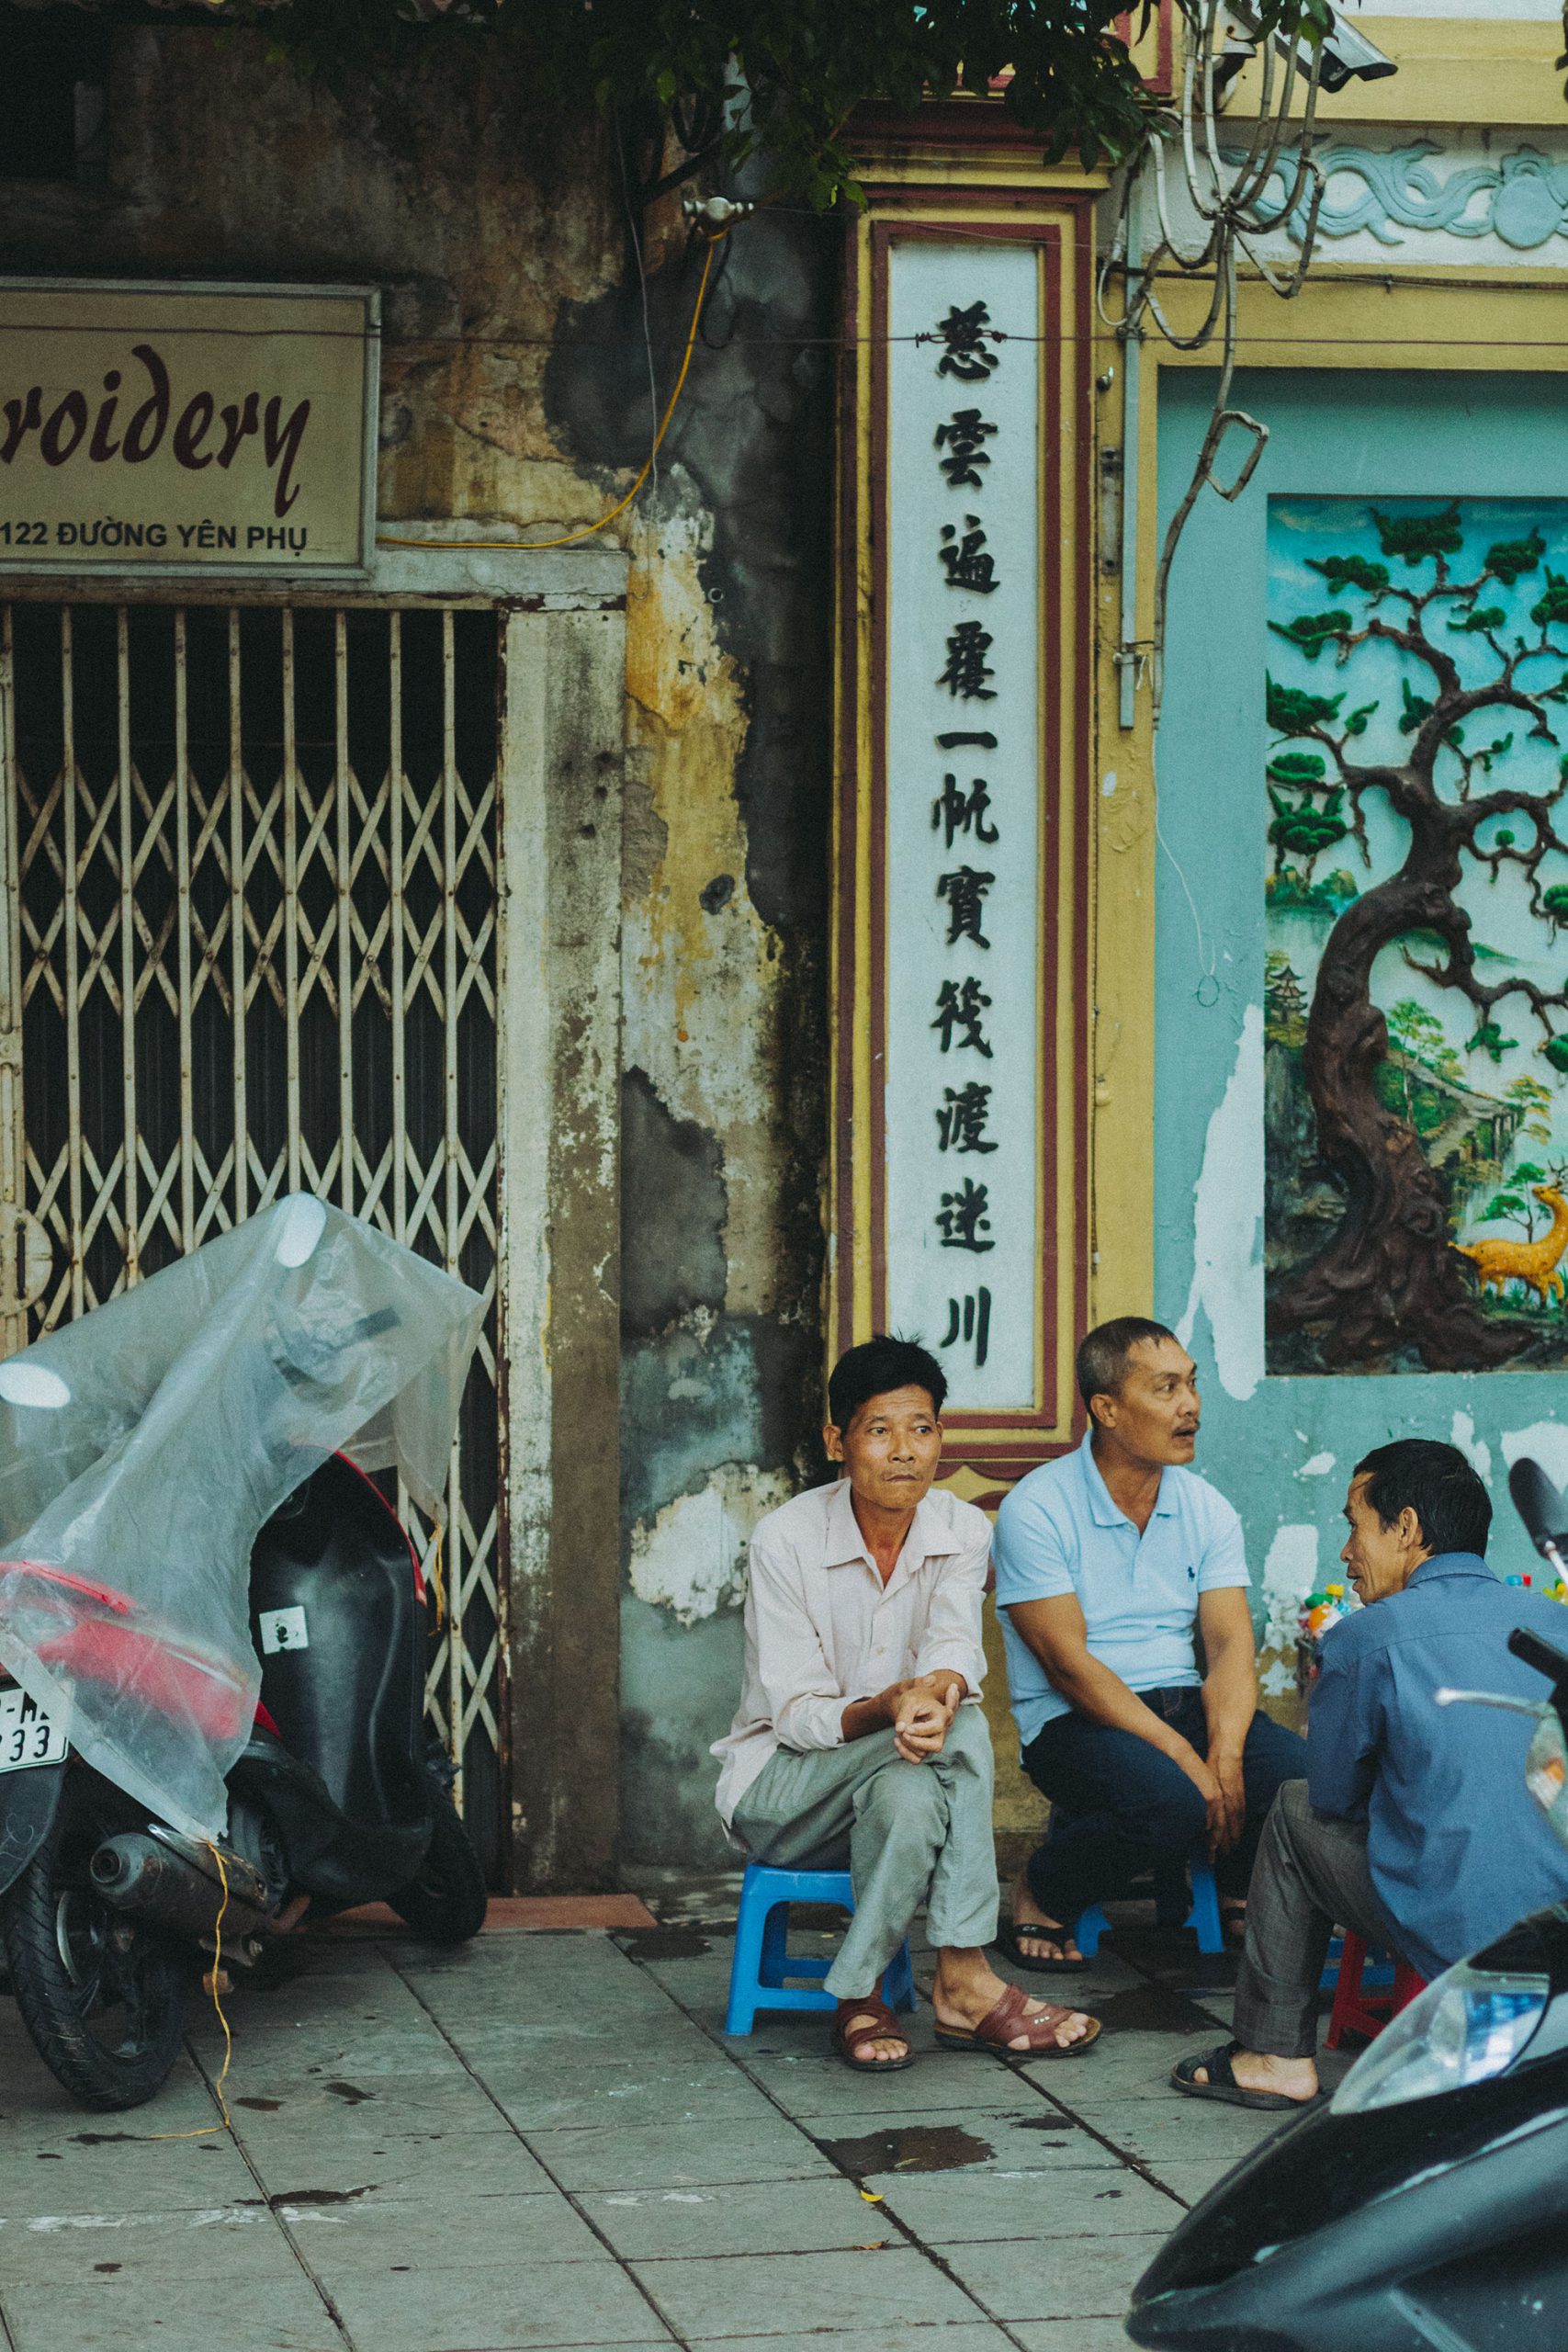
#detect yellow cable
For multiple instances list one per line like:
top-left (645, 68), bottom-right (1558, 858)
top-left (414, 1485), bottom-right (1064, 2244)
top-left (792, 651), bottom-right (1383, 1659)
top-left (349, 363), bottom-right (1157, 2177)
top-left (147, 1842), bottom-right (232, 2139)
top-left (377, 234), bottom-right (723, 556)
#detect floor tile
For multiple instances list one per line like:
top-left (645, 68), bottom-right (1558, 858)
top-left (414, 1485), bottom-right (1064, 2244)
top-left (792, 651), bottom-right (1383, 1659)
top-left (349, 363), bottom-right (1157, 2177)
top-left (0, 2267), bottom-right (344, 2352)
top-left (285, 2186), bottom-right (607, 2267)
top-left (0, 2201), bottom-right (291, 2285)
top-left (807, 2107), bottom-right (1122, 2177)
top-left (687, 2332), bottom-right (1013, 2352)
top-left (579, 2176), bottom-right (884, 2260)
top-left (1010, 2322), bottom-right (1136, 2349)
top-left (863, 2166), bottom-right (1181, 2244)
top-left (630, 2245), bottom-right (979, 2339)
top-left (242, 2123), bottom-right (553, 2201)
top-left (521, 2115), bottom-right (834, 2194)
top-left (743, 2050), bottom-right (1050, 2120)
top-left (0, 2133), bottom-right (256, 2221)
top-left (323, 2254), bottom-right (671, 2348)
top-left (933, 2231), bottom-right (1170, 2318)
top-left (485, 2057), bottom-right (768, 2133)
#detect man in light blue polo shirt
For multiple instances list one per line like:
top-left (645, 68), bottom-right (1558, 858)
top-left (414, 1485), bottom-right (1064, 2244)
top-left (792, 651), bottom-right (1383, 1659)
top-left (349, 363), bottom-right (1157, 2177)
top-left (991, 1317), bottom-right (1306, 1969)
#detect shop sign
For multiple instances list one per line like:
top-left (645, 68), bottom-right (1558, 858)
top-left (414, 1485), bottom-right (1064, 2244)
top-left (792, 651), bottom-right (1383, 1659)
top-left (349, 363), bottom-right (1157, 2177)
top-left (0, 279), bottom-right (379, 574)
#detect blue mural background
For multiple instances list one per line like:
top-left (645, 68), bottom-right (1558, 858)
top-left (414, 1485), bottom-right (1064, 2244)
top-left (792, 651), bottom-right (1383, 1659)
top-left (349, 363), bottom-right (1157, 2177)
top-left (1156, 368), bottom-right (1568, 1673)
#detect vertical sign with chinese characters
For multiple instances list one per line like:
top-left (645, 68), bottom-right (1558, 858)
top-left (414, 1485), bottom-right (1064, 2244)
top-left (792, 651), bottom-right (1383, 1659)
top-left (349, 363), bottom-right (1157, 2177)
top-left (886, 245), bottom-right (1041, 1411)
top-left (835, 192), bottom-right (1092, 1485)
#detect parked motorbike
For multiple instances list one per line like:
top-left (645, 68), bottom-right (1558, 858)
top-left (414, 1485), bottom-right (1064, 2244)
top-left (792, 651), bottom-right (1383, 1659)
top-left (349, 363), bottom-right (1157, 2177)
top-left (0, 1197), bottom-right (488, 2110)
top-left (1126, 1458), bottom-right (1568, 2352)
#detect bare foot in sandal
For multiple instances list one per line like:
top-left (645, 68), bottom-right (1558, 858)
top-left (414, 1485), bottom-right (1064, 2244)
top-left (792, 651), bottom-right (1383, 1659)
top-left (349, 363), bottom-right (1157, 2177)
top-left (832, 1986), bottom-right (913, 2070)
top-left (999, 1871), bottom-right (1083, 1968)
top-left (931, 1946), bottom-right (1097, 2052)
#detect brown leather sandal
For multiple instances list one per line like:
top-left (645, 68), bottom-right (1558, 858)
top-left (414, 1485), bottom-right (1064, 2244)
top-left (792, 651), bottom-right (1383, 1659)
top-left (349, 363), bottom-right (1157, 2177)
top-left (934, 1979), bottom-right (1100, 2058)
top-left (831, 1994), bottom-right (915, 2072)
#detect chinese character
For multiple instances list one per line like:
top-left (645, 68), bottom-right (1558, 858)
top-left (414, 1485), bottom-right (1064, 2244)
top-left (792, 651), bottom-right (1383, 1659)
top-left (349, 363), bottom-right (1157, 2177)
top-left (938, 515), bottom-right (998, 595)
top-left (934, 301), bottom-right (999, 384)
top-left (932, 774), bottom-right (998, 851)
top-left (936, 622), bottom-right (996, 701)
top-left (931, 976), bottom-right (993, 1057)
top-left (937, 1081), bottom-right (998, 1154)
top-left (938, 865), bottom-right (995, 949)
top-left (934, 408), bottom-right (997, 490)
top-left (936, 1177), bottom-right (995, 1253)
top-left (936, 729), bottom-right (998, 752)
top-left (942, 1287), bottom-right (992, 1366)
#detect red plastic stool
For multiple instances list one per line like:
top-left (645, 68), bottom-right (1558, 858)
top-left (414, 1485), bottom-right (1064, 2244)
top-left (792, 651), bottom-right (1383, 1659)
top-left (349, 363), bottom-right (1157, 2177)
top-left (1325, 1930), bottom-right (1427, 2050)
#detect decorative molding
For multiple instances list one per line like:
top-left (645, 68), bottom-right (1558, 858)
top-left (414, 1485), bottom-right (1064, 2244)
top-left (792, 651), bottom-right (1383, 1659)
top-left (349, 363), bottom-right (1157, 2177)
top-left (1269, 141), bottom-right (1568, 252)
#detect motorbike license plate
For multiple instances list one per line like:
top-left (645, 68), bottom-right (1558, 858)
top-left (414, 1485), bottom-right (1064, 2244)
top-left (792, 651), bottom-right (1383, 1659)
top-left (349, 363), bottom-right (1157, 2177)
top-left (0, 1686), bottom-right (68, 1773)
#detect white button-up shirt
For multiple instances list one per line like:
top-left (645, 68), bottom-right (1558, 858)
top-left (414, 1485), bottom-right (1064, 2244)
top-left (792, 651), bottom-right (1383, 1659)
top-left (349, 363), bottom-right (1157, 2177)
top-left (711, 1477), bottom-right (991, 1829)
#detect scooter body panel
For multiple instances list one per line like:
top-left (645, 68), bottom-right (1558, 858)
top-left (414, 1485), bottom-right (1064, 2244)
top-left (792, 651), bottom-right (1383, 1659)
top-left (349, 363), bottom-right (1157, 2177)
top-left (1129, 1905), bottom-right (1568, 2351)
top-left (248, 1454), bottom-right (425, 1835)
top-left (0, 1759), bottom-right (65, 1896)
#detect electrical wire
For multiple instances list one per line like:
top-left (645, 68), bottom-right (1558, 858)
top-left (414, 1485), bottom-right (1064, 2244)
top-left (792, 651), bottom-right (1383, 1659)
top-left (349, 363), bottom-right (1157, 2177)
top-left (375, 235), bottom-right (723, 555)
top-left (146, 1841), bottom-right (234, 2140)
top-left (616, 111), bottom-right (661, 501)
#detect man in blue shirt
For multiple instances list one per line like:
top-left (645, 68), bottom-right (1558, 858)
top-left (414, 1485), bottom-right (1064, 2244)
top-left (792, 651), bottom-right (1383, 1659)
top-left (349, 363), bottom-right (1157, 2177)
top-left (992, 1318), bottom-right (1305, 1970)
top-left (1175, 1438), bottom-right (1568, 2110)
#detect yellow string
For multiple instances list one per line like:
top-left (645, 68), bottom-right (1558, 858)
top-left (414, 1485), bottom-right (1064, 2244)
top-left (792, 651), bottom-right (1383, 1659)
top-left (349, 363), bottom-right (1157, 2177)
top-left (376, 234), bottom-right (723, 555)
top-left (428, 1523), bottom-right (446, 1631)
top-left (147, 1841), bottom-right (232, 2139)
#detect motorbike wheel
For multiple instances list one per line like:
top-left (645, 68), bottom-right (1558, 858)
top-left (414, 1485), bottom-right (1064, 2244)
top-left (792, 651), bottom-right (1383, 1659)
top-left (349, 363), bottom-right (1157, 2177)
top-left (1, 1807), bottom-right (187, 2111)
top-left (388, 1782), bottom-right (488, 1944)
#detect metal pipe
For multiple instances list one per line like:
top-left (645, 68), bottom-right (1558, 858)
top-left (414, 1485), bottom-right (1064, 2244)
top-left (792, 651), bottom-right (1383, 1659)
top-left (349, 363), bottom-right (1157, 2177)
top-left (90, 1831), bottom-right (273, 1942)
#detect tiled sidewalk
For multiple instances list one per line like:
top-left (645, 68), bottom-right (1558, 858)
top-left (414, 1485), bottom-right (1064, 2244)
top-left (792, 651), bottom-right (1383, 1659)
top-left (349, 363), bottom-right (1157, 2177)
top-left (0, 1899), bottom-right (1339, 2352)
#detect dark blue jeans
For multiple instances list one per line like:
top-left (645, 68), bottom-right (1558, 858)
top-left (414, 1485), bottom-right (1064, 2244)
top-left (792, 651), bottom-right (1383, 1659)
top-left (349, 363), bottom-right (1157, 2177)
top-left (1021, 1687), bottom-right (1309, 1921)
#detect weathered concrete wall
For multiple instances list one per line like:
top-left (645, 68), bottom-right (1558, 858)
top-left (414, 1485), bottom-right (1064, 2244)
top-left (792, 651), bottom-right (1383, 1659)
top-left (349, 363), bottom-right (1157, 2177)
top-left (2, 28), bottom-right (837, 1876)
top-left (546, 216), bottom-right (839, 1871)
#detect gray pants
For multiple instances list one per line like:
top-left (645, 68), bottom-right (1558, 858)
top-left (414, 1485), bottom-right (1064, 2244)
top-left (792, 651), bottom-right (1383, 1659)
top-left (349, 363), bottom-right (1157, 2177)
top-left (731, 1705), bottom-right (1000, 1999)
top-left (1235, 1778), bottom-right (1407, 2060)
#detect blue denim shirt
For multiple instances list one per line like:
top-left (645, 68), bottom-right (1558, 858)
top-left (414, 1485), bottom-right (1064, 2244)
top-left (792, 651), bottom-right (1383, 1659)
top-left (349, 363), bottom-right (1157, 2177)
top-left (1310, 1552), bottom-right (1568, 1979)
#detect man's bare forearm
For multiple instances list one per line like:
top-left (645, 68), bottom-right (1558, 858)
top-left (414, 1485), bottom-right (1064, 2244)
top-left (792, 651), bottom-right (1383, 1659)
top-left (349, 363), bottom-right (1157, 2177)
top-left (1041, 1647), bottom-right (1200, 1764)
top-left (1201, 1641), bottom-right (1256, 1758)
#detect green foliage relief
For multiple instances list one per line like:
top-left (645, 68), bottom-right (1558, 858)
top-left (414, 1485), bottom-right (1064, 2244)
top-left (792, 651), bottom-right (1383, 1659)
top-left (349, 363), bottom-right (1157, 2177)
top-left (1265, 496), bottom-right (1568, 1373)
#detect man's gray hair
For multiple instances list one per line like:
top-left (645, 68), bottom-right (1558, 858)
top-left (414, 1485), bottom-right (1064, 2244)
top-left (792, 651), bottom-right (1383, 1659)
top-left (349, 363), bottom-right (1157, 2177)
top-left (1076, 1317), bottom-right (1179, 1414)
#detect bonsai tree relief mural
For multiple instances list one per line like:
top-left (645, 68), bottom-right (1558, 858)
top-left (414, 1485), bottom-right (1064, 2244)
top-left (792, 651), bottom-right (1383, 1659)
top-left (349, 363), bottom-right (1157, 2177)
top-left (1265, 497), bottom-right (1568, 1374)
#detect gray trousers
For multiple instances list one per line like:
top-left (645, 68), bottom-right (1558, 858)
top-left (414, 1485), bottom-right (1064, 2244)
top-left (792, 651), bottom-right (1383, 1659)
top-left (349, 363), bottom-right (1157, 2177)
top-left (1235, 1778), bottom-right (1407, 2060)
top-left (731, 1705), bottom-right (1000, 1999)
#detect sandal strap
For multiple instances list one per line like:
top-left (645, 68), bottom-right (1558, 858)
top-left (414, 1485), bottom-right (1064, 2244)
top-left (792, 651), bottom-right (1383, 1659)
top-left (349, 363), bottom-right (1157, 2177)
top-left (836, 1997), bottom-right (908, 2055)
top-left (973, 1981), bottom-right (1094, 2052)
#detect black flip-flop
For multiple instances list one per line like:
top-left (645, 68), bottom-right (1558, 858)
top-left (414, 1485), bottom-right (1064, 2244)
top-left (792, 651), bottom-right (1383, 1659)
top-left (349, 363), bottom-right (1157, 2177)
top-left (1171, 2041), bottom-right (1323, 2112)
top-left (993, 1921), bottom-right (1088, 1975)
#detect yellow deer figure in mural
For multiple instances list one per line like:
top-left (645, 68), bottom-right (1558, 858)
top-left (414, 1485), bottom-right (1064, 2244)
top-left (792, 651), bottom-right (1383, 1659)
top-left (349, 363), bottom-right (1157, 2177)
top-left (1456, 1183), bottom-right (1568, 1307)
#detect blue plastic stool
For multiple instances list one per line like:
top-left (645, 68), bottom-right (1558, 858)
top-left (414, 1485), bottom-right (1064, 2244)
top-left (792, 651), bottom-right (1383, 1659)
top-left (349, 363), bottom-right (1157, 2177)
top-left (1073, 1853), bottom-right (1224, 1960)
top-left (725, 1860), bottom-right (918, 2035)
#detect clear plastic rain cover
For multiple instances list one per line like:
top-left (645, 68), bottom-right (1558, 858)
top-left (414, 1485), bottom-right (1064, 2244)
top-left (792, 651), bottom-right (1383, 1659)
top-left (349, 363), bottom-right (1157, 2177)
top-left (0, 1197), bottom-right (484, 1839)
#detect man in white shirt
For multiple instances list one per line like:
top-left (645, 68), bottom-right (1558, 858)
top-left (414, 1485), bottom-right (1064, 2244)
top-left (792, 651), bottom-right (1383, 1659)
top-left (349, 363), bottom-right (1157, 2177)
top-left (713, 1335), bottom-right (1100, 2073)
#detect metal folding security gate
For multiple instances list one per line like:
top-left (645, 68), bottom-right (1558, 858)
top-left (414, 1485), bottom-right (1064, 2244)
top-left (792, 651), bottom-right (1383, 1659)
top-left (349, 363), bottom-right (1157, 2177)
top-left (0, 598), bottom-right (506, 1873)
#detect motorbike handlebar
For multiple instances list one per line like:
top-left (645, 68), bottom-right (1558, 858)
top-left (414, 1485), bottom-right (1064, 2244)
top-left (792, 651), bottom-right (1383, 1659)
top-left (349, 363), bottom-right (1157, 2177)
top-left (1507, 1456), bottom-right (1568, 1563)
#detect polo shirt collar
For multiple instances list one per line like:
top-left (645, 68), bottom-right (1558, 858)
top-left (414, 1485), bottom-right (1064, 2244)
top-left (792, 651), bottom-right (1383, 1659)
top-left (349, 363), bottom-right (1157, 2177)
top-left (1079, 1429), bottom-right (1176, 1528)
top-left (821, 1478), bottom-right (959, 1574)
top-left (1408, 1550), bottom-right (1495, 1587)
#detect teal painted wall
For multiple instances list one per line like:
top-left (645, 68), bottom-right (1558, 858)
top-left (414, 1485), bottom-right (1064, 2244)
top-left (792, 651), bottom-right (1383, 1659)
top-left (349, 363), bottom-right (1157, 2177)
top-left (1155, 368), bottom-right (1568, 1683)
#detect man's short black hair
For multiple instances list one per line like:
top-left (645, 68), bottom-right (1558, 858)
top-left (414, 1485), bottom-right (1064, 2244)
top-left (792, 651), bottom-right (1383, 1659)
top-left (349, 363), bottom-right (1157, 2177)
top-left (1352, 1439), bottom-right (1492, 1557)
top-left (1076, 1317), bottom-right (1179, 1413)
top-left (828, 1334), bottom-right (946, 1430)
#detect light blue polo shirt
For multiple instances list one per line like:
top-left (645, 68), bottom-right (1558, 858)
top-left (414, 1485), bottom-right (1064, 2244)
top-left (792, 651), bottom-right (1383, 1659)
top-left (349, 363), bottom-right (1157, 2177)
top-left (991, 1430), bottom-right (1250, 1748)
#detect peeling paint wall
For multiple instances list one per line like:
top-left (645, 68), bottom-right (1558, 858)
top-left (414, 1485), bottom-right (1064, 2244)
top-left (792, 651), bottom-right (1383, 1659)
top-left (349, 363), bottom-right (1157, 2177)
top-left (547, 209), bottom-right (838, 1870)
top-left (5, 29), bottom-right (839, 1876)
